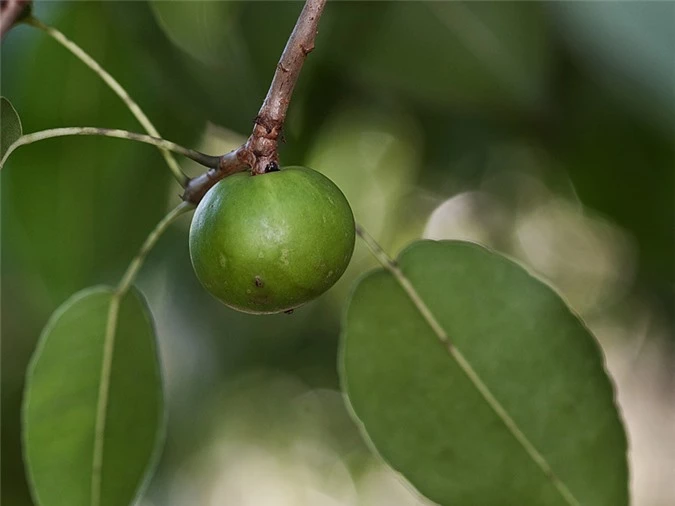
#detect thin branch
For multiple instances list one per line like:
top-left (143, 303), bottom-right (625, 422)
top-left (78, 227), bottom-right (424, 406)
top-left (182, 0), bottom-right (327, 203)
top-left (355, 224), bottom-right (581, 506)
top-left (0, 127), bottom-right (220, 170)
top-left (0, 0), bottom-right (30, 38)
top-left (25, 16), bottom-right (190, 186)
top-left (91, 201), bottom-right (193, 506)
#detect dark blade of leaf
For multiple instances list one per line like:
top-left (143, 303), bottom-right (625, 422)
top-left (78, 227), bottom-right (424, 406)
top-left (328, 2), bottom-right (549, 112)
top-left (23, 286), bottom-right (164, 506)
top-left (341, 240), bottom-right (627, 505)
top-left (1, 96), bottom-right (22, 158)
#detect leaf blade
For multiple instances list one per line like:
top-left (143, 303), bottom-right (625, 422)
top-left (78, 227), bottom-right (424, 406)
top-left (341, 240), bottom-right (628, 506)
top-left (1, 96), bottom-right (23, 159)
top-left (23, 286), bottom-right (164, 506)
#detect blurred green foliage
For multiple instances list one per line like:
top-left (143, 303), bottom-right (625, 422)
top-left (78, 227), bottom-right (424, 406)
top-left (2, 2), bottom-right (673, 505)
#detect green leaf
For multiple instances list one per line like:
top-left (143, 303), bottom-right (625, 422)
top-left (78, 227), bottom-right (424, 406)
top-left (341, 240), bottom-right (627, 505)
top-left (1, 96), bottom-right (22, 159)
top-left (23, 286), bottom-right (164, 506)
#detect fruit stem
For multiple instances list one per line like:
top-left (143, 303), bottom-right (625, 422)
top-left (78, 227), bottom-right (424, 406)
top-left (0, 127), bottom-right (221, 170)
top-left (182, 0), bottom-right (327, 202)
top-left (24, 16), bottom-right (190, 187)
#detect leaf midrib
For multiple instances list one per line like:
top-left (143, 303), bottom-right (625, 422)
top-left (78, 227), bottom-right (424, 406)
top-left (90, 295), bottom-right (122, 506)
top-left (390, 263), bottom-right (580, 506)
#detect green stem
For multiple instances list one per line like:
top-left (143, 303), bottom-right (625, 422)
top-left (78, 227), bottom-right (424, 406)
top-left (25, 16), bottom-right (189, 186)
top-left (91, 201), bottom-right (193, 506)
top-left (354, 224), bottom-right (581, 506)
top-left (0, 128), bottom-right (220, 170)
top-left (116, 201), bottom-right (194, 295)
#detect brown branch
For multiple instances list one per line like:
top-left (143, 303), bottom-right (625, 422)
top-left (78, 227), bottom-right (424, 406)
top-left (244, 0), bottom-right (326, 175)
top-left (0, 0), bottom-right (31, 38)
top-left (182, 0), bottom-right (326, 204)
top-left (181, 147), bottom-right (252, 204)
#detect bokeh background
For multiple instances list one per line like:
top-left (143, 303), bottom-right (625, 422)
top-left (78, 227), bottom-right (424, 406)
top-left (2, 1), bottom-right (673, 505)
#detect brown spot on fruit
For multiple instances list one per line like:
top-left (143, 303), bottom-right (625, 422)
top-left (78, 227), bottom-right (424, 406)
top-left (254, 276), bottom-right (264, 288)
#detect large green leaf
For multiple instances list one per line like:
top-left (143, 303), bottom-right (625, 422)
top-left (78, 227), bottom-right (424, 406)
top-left (341, 240), bottom-right (627, 505)
top-left (23, 286), bottom-right (164, 506)
top-left (1, 96), bottom-right (22, 159)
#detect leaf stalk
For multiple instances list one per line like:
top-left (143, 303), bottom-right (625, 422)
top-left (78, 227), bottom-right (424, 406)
top-left (0, 128), bottom-right (219, 170)
top-left (25, 16), bottom-right (189, 186)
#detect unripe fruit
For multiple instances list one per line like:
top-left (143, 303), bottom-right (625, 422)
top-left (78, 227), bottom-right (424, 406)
top-left (189, 166), bottom-right (356, 314)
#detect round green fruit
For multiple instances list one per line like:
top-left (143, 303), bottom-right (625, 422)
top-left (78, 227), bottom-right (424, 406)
top-left (189, 166), bottom-right (356, 314)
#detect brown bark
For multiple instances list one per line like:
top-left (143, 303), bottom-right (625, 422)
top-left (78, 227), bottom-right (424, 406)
top-left (182, 0), bottom-right (326, 204)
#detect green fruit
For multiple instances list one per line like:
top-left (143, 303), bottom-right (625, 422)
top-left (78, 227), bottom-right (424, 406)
top-left (189, 166), bottom-right (356, 314)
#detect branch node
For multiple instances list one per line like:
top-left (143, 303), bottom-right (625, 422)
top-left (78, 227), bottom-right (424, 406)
top-left (181, 0), bottom-right (326, 200)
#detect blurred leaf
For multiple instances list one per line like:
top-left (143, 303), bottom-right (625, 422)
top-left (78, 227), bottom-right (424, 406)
top-left (554, 1), bottom-right (675, 132)
top-left (341, 240), bottom-right (627, 505)
top-left (147, 0), bottom-right (268, 133)
top-left (148, 1), bottom-right (321, 137)
top-left (24, 286), bottom-right (163, 506)
top-left (1, 96), bottom-right (22, 158)
top-left (147, 0), bottom-right (258, 134)
top-left (556, 79), bottom-right (674, 286)
top-left (149, 0), bottom-right (236, 66)
top-left (334, 1), bottom-right (550, 112)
